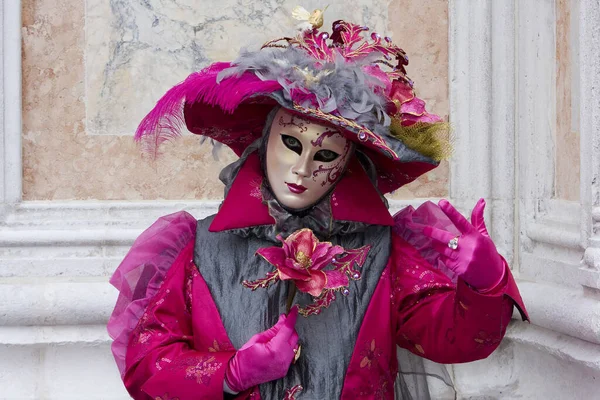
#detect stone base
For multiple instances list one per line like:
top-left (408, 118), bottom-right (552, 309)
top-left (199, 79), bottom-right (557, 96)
top-left (454, 323), bottom-right (600, 399)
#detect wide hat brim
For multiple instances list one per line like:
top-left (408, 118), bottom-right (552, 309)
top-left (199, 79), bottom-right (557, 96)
top-left (174, 63), bottom-right (438, 195)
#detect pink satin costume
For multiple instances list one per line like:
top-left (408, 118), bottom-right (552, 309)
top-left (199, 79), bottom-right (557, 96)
top-left (108, 156), bottom-right (528, 400)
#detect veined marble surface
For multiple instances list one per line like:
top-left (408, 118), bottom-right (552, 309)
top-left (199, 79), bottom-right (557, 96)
top-left (22, 0), bottom-right (450, 200)
top-left (86, 0), bottom-right (391, 136)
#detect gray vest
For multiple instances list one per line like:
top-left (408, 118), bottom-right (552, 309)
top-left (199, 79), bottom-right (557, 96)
top-left (194, 216), bottom-right (391, 399)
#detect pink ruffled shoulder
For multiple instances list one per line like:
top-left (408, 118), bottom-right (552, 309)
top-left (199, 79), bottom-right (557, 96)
top-left (107, 211), bottom-right (197, 377)
top-left (393, 201), bottom-right (462, 282)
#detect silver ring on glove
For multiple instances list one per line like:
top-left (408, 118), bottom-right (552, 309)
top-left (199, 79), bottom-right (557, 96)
top-left (448, 236), bottom-right (459, 250)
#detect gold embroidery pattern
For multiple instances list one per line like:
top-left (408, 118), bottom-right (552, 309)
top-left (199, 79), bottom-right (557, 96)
top-left (354, 376), bottom-right (391, 400)
top-left (249, 178), bottom-right (263, 199)
top-left (297, 289), bottom-right (336, 317)
top-left (474, 330), bottom-right (502, 348)
top-left (208, 339), bottom-right (221, 352)
top-left (175, 355), bottom-right (223, 386)
top-left (370, 377), bottom-right (391, 400)
top-left (456, 297), bottom-right (472, 319)
top-left (242, 271), bottom-right (280, 291)
top-left (283, 385), bottom-right (303, 400)
top-left (359, 339), bottom-right (382, 369)
top-left (137, 329), bottom-right (155, 345)
top-left (155, 357), bottom-right (173, 371)
top-left (292, 104), bottom-right (398, 160)
top-left (185, 263), bottom-right (196, 314)
top-left (207, 339), bottom-right (233, 353)
top-left (400, 333), bottom-right (425, 355)
top-left (204, 126), bottom-right (257, 147)
top-left (133, 292), bottom-right (174, 346)
top-left (353, 339), bottom-right (394, 399)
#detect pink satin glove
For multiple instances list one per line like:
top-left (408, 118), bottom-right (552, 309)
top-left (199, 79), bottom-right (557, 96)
top-left (225, 306), bottom-right (300, 393)
top-left (422, 199), bottom-right (505, 290)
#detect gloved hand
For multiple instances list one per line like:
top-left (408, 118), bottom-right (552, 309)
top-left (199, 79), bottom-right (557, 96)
top-left (422, 199), bottom-right (505, 290)
top-left (225, 306), bottom-right (300, 393)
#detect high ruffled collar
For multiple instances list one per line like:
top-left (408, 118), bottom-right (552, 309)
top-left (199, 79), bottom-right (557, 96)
top-left (209, 147), bottom-right (394, 243)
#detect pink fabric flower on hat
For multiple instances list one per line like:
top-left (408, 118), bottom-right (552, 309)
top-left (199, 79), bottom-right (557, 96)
top-left (389, 79), bottom-right (443, 125)
top-left (256, 229), bottom-right (347, 297)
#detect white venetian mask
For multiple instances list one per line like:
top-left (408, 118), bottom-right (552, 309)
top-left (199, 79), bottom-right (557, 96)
top-left (265, 108), bottom-right (354, 210)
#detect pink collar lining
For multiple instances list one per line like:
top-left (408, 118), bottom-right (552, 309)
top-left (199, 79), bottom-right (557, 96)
top-left (209, 153), bottom-right (394, 233)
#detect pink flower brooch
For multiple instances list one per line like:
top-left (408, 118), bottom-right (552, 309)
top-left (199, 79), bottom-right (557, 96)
top-left (243, 228), bottom-right (371, 317)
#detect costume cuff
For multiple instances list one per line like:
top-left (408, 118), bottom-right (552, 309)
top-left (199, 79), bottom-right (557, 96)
top-left (223, 376), bottom-right (239, 395)
top-left (472, 257), bottom-right (509, 294)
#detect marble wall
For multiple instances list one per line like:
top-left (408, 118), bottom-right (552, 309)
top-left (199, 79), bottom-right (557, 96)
top-left (555, 0), bottom-right (580, 201)
top-left (22, 0), bottom-right (449, 200)
top-left (390, 0), bottom-right (449, 199)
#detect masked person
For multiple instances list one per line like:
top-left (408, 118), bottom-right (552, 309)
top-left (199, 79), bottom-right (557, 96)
top-left (108, 12), bottom-right (528, 400)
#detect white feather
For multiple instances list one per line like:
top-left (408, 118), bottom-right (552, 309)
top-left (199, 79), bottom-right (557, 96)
top-left (292, 6), bottom-right (311, 21)
top-left (296, 21), bottom-right (313, 32)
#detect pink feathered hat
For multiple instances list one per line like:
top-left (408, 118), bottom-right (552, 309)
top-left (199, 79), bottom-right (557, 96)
top-left (135, 17), bottom-right (450, 194)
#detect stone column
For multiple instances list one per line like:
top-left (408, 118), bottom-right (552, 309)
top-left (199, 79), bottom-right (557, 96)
top-left (1, 0), bottom-right (22, 210)
top-left (451, 0), bottom-right (600, 398)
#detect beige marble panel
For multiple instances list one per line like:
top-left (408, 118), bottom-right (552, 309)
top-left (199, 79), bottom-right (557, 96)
top-left (555, 0), bottom-right (580, 201)
top-left (22, 0), bottom-right (449, 200)
top-left (86, 0), bottom-right (389, 137)
top-left (22, 0), bottom-right (236, 200)
top-left (388, 0), bottom-right (449, 199)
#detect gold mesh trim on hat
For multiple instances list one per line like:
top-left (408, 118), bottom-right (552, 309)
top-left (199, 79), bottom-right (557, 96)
top-left (291, 103), bottom-right (399, 160)
top-left (389, 120), bottom-right (453, 162)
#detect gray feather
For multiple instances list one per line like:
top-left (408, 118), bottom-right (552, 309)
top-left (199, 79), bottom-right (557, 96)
top-left (221, 47), bottom-right (393, 135)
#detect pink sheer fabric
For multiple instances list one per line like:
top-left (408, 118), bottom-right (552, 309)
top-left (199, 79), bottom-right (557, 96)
top-left (123, 243), bottom-right (238, 399)
top-left (108, 211), bottom-right (197, 376)
top-left (393, 201), bottom-right (461, 283)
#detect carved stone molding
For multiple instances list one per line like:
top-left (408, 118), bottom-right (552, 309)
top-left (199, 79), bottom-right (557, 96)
top-left (449, 0), bottom-right (516, 265)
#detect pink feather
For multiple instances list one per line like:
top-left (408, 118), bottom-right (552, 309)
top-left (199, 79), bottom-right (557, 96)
top-left (134, 62), bottom-right (282, 158)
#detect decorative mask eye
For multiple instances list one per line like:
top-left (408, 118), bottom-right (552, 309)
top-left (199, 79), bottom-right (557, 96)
top-left (281, 134), bottom-right (303, 155)
top-left (314, 149), bottom-right (340, 162)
